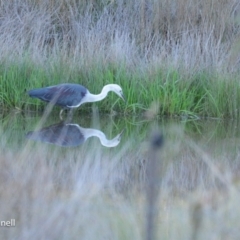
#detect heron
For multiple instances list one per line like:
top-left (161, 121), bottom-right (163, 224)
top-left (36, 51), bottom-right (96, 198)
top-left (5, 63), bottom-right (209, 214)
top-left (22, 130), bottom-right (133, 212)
top-left (27, 83), bottom-right (125, 118)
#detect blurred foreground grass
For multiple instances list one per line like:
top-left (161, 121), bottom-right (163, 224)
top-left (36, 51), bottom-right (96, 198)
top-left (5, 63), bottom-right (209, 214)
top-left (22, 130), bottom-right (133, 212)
top-left (0, 117), bottom-right (240, 239)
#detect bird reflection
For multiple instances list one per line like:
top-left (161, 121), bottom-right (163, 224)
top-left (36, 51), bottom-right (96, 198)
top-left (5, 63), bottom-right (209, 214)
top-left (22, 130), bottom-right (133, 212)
top-left (26, 122), bottom-right (123, 147)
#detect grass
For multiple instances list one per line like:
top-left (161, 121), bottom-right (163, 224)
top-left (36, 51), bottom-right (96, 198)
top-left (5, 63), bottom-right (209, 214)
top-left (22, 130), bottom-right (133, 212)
top-left (0, 0), bottom-right (239, 118)
top-left (1, 61), bottom-right (240, 118)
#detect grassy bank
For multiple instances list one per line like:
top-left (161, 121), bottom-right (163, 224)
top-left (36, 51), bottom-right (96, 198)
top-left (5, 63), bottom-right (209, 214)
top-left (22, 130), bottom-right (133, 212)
top-left (0, 0), bottom-right (239, 117)
top-left (1, 62), bottom-right (240, 118)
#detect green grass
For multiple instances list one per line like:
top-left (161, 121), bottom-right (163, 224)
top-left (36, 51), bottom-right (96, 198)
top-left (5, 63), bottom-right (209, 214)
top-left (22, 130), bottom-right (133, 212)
top-left (1, 60), bottom-right (240, 119)
top-left (0, 0), bottom-right (239, 118)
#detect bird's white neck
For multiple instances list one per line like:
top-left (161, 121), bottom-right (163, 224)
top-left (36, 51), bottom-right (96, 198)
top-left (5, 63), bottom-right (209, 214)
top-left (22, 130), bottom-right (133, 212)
top-left (82, 85), bottom-right (113, 104)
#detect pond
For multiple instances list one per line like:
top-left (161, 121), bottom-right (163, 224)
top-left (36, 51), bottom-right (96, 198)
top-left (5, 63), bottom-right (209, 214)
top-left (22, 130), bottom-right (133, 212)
top-left (1, 110), bottom-right (240, 239)
top-left (2, 111), bottom-right (240, 192)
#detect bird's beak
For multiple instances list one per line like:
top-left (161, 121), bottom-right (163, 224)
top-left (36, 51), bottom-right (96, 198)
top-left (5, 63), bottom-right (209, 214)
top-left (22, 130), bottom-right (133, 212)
top-left (121, 94), bottom-right (126, 102)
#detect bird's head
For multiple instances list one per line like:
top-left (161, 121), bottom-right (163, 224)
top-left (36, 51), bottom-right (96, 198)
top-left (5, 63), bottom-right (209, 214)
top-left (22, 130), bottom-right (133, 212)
top-left (108, 84), bottom-right (125, 102)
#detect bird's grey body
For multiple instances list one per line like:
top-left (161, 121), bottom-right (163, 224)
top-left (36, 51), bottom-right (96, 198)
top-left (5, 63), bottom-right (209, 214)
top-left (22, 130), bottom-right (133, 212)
top-left (28, 83), bottom-right (88, 109)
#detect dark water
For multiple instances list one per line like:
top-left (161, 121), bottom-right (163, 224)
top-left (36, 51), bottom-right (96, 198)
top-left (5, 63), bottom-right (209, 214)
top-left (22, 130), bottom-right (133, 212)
top-left (2, 111), bottom-right (240, 151)
top-left (1, 111), bottom-right (240, 192)
top-left (1, 111), bottom-right (128, 149)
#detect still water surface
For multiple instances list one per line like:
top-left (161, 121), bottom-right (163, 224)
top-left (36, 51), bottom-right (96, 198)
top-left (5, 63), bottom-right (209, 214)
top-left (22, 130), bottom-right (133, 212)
top-left (1, 111), bottom-right (240, 192)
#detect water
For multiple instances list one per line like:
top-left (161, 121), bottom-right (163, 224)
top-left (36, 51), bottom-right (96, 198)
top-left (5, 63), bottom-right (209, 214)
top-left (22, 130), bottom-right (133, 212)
top-left (1, 111), bottom-right (240, 239)
top-left (1, 111), bottom-right (127, 150)
top-left (2, 111), bottom-right (240, 193)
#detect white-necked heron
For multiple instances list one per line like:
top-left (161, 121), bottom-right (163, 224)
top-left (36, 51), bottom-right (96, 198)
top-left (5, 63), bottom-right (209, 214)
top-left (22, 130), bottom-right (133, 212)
top-left (27, 83), bottom-right (125, 117)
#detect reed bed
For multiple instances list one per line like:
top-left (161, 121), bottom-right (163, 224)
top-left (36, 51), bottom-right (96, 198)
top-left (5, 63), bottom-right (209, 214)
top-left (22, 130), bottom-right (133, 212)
top-left (1, 64), bottom-right (240, 118)
top-left (0, 0), bottom-right (240, 117)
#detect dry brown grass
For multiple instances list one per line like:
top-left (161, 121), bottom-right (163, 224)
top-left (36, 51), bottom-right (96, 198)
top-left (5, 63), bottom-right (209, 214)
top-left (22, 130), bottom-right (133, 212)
top-left (0, 0), bottom-right (239, 72)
